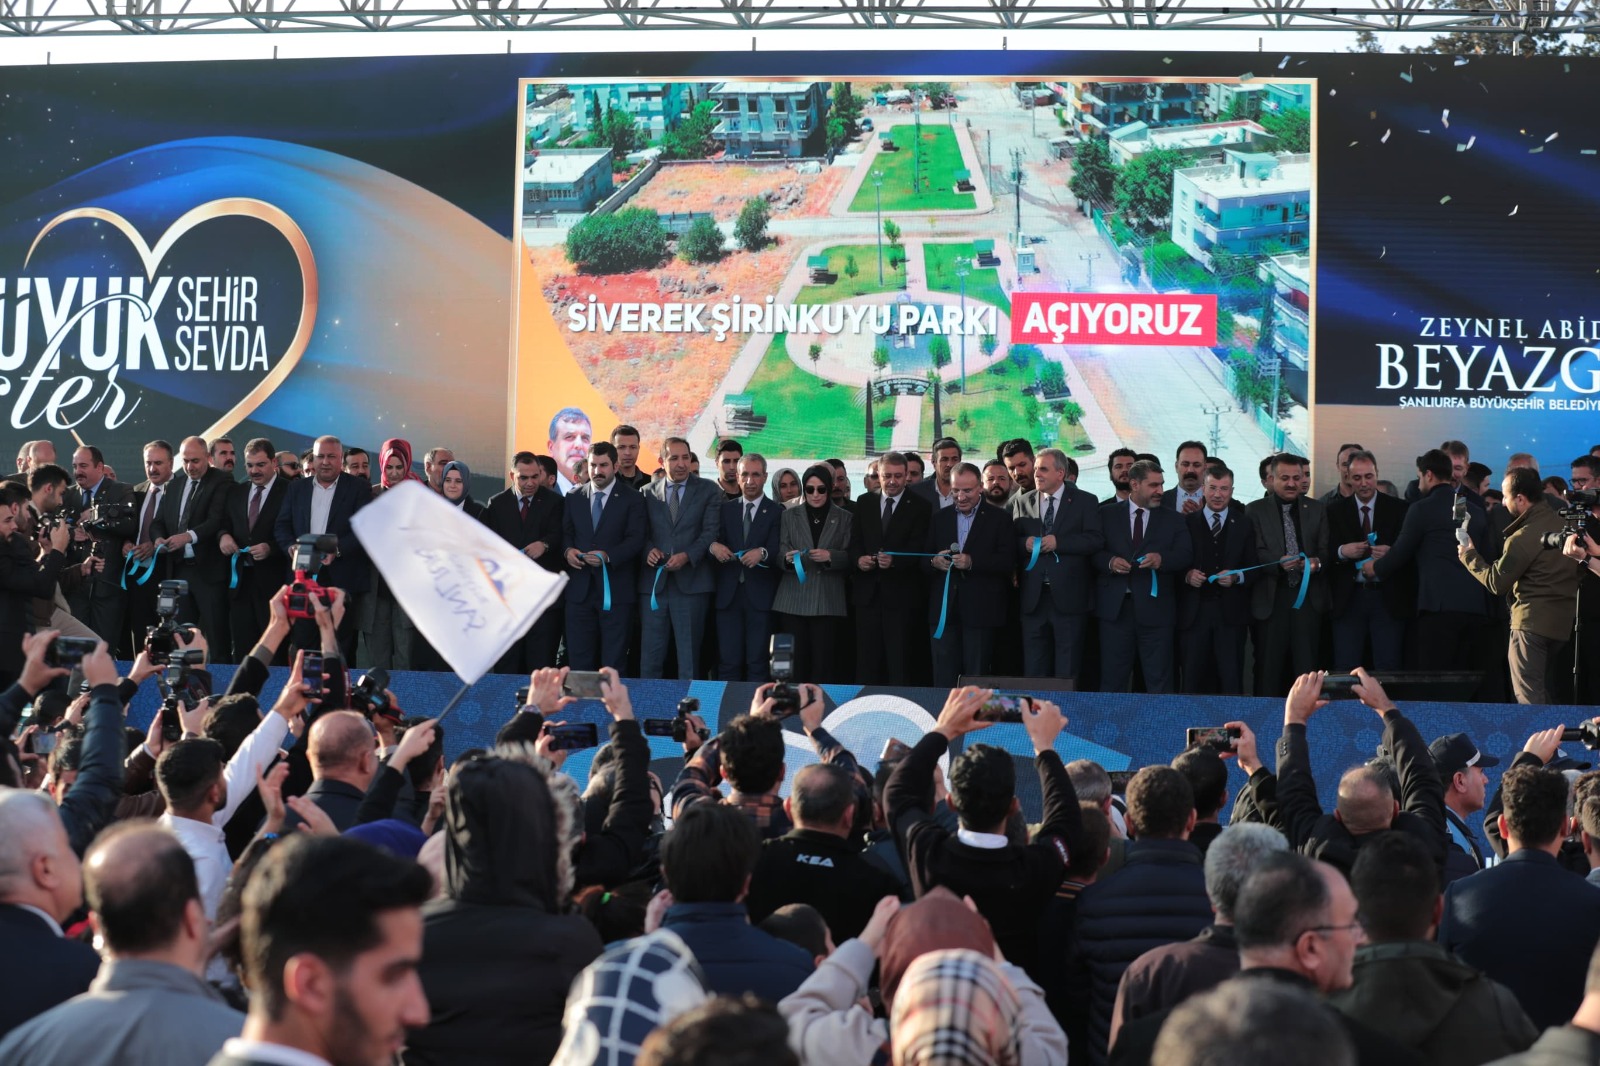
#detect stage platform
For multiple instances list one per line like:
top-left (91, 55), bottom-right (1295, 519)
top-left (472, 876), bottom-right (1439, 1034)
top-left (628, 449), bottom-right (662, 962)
top-left (121, 665), bottom-right (1596, 820)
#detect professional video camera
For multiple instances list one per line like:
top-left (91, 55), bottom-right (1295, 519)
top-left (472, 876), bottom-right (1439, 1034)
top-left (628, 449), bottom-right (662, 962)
top-left (351, 668), bottom-right (395, 720)
top-left (144, 579), bottom-right (199, 665)
top-left (283, 533), bottom-right (337, 622)
top-left (35, 509), bottom-right (75, 535)
top-left (81, 500), bottom-right (138, 540)
top-left (643, 696), bottom-right (710, 743)
top-left (1541, 489), bottom-right (1599, 550)
top-left (155, 648), bottom-right (208, 743)
top-left (1561, 721), bottom-right (1600, 750)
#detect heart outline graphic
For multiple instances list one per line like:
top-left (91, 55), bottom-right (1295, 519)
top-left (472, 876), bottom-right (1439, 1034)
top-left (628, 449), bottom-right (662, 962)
top-left (24, 197), bottom-right (319, 443)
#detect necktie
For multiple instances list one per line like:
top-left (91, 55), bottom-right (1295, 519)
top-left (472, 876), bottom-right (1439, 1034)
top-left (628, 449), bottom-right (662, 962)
top-left (1132, 507), bottom-right (1145, 550)
top-left (179, 478), bottom-right (197, 525)
top-left (591, 489), bottom-right (604, 528)
top-left (883, 495), bottom-right (895, 525)
top-left (1281, 503), bottom-right (1300, 556)
top-left (1211, 509), bottom-right (1223, 540)
top-left (1043, 494), bottom-right (1056, 531)
top-left (248, 485), bottom-right (263, 529)
top-left (138, 487), bottom-right (160, 544)
top-left (743, 501), bottom-right (754, 539)
top-left (670, 482), bottom-right (682, 522)
top-left (520, 495), bottom-right (531, 523)
top-left (1360, 504), bottom-right (1372, 537)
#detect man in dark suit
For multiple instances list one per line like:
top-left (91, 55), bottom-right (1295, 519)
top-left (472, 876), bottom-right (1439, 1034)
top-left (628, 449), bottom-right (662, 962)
top-left (1010, 446), bottom-right (1102, 681)
top-left (924, 463), bottom-right (1013, 685)
top-left (848, 450), bottom-right (933, 684)
top-left (562, 441), bottom-right (646, 671)
top-left (1327, 451), bottom-right (1411, 672)
top-left (711, 453), bottom-right (782, 681)
top-left (481, 450), bottom-right (564, 672)
top-left (1246, 453), bottom-right (1331, 696)
top-left (637, 437), bottom-right (722, 680)
top-left (0, 790), bottom-right (100, 1041)
top-left (1160, 440), bottom-right (1209, 517)
top-left (152, 436), bottom-right (234, 659)
top-left (208, 835), bottom-right (431, 1066)
top-left (1178, 464), bottom-right (1256, 695)
top-left (273, 435), bottom-right (372, 661)
top-left (123, 440), bottom-right (178, 656)
top-left (1093, 460), bottom-right (1192, 693)
top-left (222, 438), bottom-right (290, 662)
top-left (910, 437), bottom-right (962, 512)
top-left (1366, 448), bottom-right (1492, 675)
top-left (63, 445), bottom-right (138, 647)
top-left (1440, 760), bottom-right (1600, 1030)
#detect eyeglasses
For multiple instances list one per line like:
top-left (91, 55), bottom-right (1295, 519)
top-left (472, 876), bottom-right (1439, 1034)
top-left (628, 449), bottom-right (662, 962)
top-left (803, 485), bottom-right (829, 495)
top-left (1304, 920), bottom-right (1365, 939)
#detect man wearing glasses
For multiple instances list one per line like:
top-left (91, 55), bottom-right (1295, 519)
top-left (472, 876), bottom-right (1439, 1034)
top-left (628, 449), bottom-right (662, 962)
top-left (275, 451), bottom-right (302, 480)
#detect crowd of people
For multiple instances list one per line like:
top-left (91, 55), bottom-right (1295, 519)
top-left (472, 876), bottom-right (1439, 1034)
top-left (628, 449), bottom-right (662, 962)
top-left (5, 609), bottom-right (1600, 1066)
top-left (6, 426), bottom-right (1600, 706)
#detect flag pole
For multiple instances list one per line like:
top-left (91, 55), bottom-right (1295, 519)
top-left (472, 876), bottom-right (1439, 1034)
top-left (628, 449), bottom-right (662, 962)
top-left (433, 680), bottom-right (475, 726)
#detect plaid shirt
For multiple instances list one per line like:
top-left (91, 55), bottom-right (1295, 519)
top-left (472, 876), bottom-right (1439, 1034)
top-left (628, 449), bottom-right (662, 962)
top-left (671, 725), bottom-right (863, 841)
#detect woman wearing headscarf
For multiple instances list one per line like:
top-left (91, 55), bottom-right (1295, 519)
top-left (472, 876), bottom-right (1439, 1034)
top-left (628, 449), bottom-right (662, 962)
top-left (780, 890), bottom-right (1064, 1066)
top-left (360, 437), bottom-right (424, 668)
top-left (773, 467), bottom-right (802, 506)
top-left (891, 949), bottom-right (1026, 1066)
top-left (440, 458), bottom-right (488, 522)
top-left (772, 463), bottom-right (852, 682)
top-left (550, 928), bottom-right (710, 1066)
top-left (405, 746), bottom-right (604, 1066)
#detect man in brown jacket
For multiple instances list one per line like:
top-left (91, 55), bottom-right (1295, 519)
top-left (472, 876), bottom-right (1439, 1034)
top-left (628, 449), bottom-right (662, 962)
top-left (1460, 467), bottom-right (1582, 704)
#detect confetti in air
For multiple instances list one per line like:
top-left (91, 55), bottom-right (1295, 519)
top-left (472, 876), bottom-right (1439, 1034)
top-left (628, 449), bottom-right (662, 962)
top-left (1240, 72), bottom-right (1254, 82)
top-left (1400, 71), bottom-right (1414, 83)
top-left (1455, 56), bottom-right (1470, 66)
top-left (1509, 206), bottom-right (1519, 216)
top-left (1379, 247), bottom-right (1387, 259)
top-left (1279, 55), bottom-right (1291, 70)
top-left (1583, 149), bottom-right (1598, 155)
top-left (1546, 132), bottom-right (1560, 142)
top-left (1458, 136), bottom-right (1476, 151)
top-left (1381, 129), bottom-right (1392, 143)
top-left (1442, 109), bottom-right (1450, 128)
top-left (1440, 195), bottom-right (1453, 204)
top-left (1530, 146), bottom-right (1545, 154)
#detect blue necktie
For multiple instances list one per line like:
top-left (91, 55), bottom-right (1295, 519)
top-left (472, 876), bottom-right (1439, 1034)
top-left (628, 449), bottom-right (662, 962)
top-left (591, 489), bottom-right (603, 528)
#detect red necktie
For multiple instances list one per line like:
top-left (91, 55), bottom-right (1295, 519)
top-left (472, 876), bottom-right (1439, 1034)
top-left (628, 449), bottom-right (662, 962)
top-left (248, 485), bottom-right (263, 529)
top-left (520, 495), bottom-right (530, 523)
top-left (1361, 504), bottom-right (1372, 537)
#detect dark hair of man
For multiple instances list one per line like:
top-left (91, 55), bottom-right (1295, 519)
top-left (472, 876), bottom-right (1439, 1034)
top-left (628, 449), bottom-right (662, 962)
top-left (1572, 456), bottom-right (1600, 478)
top-left (982, 459), bottom-right (1008, 476)
top-left (1134, 453), bottom-right (1160, 466)
top-left (660, 436), bottom-right (691, 460)
top-left (155, 738), bottom-right (227, 813)
top-left (86, 821), bottom-right (200, 954)
top-left (1440, 439), bottom-right (1470, 460)
top-left (1154, 979), bottom-right (1355, 1066)
top-left (534, 455), bottom-right (558, 479)
top-left (637, 993), bottom-right (799, 1066)
top-left (49, 731), bottom-right (83, 778)
top-left (1204, 464), bottom-right (1234, 485)
top-left (953, 461), bottom-right (982, 482)
top-left (589, 440), bottom-right (619, 465)
top-left (1066, 802), bottom-right (1112, 881)
top-left (1001, 438), bottom-right (1035, 460)
top-left (1501, 765), bottom-right (1570, 848)
top-left (905, 453), bottom-right (925, 473)
top-left (880, 451), bottom-right (908, 471)
top-left (203, 694), bottom-right (262, 759)
top-left (144, 439), bottom-right (175, 461)
top-left (1127, 460), bottom-right (1163, 486)
top-left (344, 446), bottom-right (366, 461)
top-left (0, 483), bottom-right (30, 510)
top-left (511, 450), bottom-right (537, 467)
top-left (948, 742), bottom-right (1015, 832)
top-left (790, 763), bottom-right (855, 827)
top-left (1575, 772), bottom-right (1600, 820)
top-left (1127, 765), bottom-right (1194, 839)
top-left (1171, 748), bottom-right (1227, 820)
top-left (242, 834), bottom-right (431, 1022)
top-left (759, 903), bottom-right (830, 959)
top-left (826, 458), bottom-right (846, 472)
top-left (1233, 851), bottom-right (1330, 951)
top-left (28, 464), bottom-right (70, 493)
top-left (717, 439), bottom-right (744, 458)
top-left (1349, 830), bottom-right (1439, 943)
top-left (718, 714), bottom-right (784, 795)
top-left (1258, 456), bottom-right (1273, 481)
top-left (1338, 442), bottom-right (1365, 458)
top-left (1066, 456), bottom-right (1080, 479)
top-left (496, 710), bottom-right (545, 747)
top-left (660, 801), bottom-right (761, 903)
top-left (244, 437), bottom-right (276, 461)
top-left (931, 437), bottom-right (961, 457)
top-left (1265, 452), bottom-right (1298, 476)
top-left (1464, 460), bottom-right (1490, 486)
top-left (1175, 440), bottom-right (1206, 463)
top-left (78, 444), bottom-right (105, 466)
top-left (1504, 466), bottom-right (1543, 505)
top-left (1066, 759), bottom-right (1112, 805)
top-left (1415, 448), bottom-right (1453, 483)
top-left (610, 425), bottom-right (641, 444)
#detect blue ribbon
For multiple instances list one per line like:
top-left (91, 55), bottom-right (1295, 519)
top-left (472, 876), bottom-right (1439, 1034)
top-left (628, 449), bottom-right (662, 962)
top-left (1135, 555), bottom-right (1158, 597)
top-left (933, 566), bottom-right (953, 640)
top-left (1025, 536), bottom-right (1043, 571)
top-left (229, 551), bottom-right (249, 590)
top-left (134, 543), bottom-right (167, 586)
top-left (583, 553), bottom-right (611, 610)
top-left (650, 564), bottom-right (666, 610)
top-left (119, 552), bottom-right (141, 590)
top-left (733, 549), bottom-right (768, 568)
top-left (1291, 552), bottom-right (1312, 610)
top-left (1366, 531), bottom-right (1378, 546)
top-left (793, 552), bottom-right (807, 583)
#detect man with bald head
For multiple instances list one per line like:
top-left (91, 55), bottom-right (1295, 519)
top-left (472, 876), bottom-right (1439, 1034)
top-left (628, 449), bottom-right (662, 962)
top-left (1272, 670), bottom-right (1448, 877)
top-left (152, 435), bottom-right (234, 659)
top-left (0, 821), bottom-right (243, 1064)
top-left (5, 440), bottom-right (57, 486)
top-left (293, 710), bottom-right (380, 832)
top-left (274, 435), bottom-right (372, 660)
top-left (0, 790), bottom-right (97, 1040)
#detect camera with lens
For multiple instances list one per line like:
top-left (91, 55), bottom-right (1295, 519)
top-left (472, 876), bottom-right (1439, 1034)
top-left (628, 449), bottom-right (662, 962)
top-left (144, 579), bottom-right (196, 665)
top-left (1540, 489), bottom-right (1598, 550)
top-left (284, 533), bottom-right (338, 622)
top-left (768, 633), bottom-right (801, 717)
top-left (352, 668), bottom-right (395, 720)
top-left (1561, 721), bottom-right (1600, 750)
top-left (35, 509), bottom-right (75, 535)
top-left (81, 500), bottom-right (138, 540)
top-left (156, 649), bottom-right (209, 742)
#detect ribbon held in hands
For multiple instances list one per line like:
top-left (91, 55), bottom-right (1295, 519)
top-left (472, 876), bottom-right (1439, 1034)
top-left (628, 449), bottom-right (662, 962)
top-left (1207, 552), bottom-right (1313, 610)
top-left (650, 564), bottom-right (666, 611)
top-left (1135, 555), bottom-right (1157, 597)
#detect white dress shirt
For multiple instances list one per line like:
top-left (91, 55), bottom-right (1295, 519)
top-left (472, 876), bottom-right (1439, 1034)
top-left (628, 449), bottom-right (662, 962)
top-left (1127, 500), bottom-right (1148, 539)
top-left (955, 827), bottom-right (1010, 849)
top-left (308, 478), bottom-right (338, 536)
top-left (216, 1039), bottom-right (333, 1066)
top-left (1174, 487), bottom-right (1204, 512)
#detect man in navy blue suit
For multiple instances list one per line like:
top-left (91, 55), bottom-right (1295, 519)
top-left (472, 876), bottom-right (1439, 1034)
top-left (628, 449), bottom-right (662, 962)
top-left (561, 441), bottom-right (646, 671)
top-left (1177, 464), bottom-right (1256, 694)
top-left (1093, 460), bottom-right (1191, 693)
top-left (482, 450), bottom-right (565, 672)
top-left (637, 437), bottom-right (722, 680)
top-left (274, 435), bottom-right (371, 660)
top-left (924, 463), bottom-right (1014, 686)
top-left (1009, 446), bottom-right (1102, 681)
top-left (710, 453), bottom-right (782, 680)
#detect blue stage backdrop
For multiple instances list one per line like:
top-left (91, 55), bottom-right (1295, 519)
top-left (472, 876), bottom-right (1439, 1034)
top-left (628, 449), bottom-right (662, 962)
top-left (122, 666), bottom-right (1596, 824)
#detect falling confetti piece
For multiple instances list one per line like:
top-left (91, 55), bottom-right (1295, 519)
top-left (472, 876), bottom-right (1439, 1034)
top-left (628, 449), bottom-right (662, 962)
top-left (1279, 55), bottom-right (1290, 69)
top-left (1583, 149), bottom-right (1598, 155)
top-left (1530, 146), bottom-right (1545, 154)
top-left (1370, 110), bottom-right (1377, 119)
top-left (1418, 129), bottom-right (1432, 135)
top-left (1461, 135), bottom-right (1476, 150)
top-left (1509, 205), bottom-right (1519, 216)
top-left (1440, 196), bottom-right (1452, 204)
top-left (1566, 62), bottom-right (1572, 72)
top-left (1546, 132), bottom-right (1559, 142)
top-left (1400, 71), bottom-right (1413, 83)
top-left (1350, 141), bottom-right (1360, 147)
top-left (1442, 109), bottom-right (1450, 127)
top-left (1379, 247), bottom-right (1387, 259)
top-left (1455, 56), bottom-right (1470, 66)
top-left (1163, 57), bottom-right (1172, 64)
top-left (1329, 89), bottom-right (1337, 96)
top-left (1381, 129), bottom-right (1392, 143)
top-left (1240, 72), bottom-right (1254, 81)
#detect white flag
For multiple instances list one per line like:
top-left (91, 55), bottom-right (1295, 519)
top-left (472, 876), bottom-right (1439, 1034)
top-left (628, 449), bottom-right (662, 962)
top-left (352, 481), bottom-right (567, 684)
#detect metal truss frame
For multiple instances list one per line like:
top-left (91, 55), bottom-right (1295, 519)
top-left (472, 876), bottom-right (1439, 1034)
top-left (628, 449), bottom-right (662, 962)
top-left (0, 0), bottom-right (1592, 38)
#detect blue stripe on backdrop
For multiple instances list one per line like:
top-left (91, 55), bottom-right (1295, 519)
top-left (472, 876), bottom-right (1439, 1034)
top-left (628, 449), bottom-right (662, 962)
top-left (122, 665), bottom-right (1596, 823)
